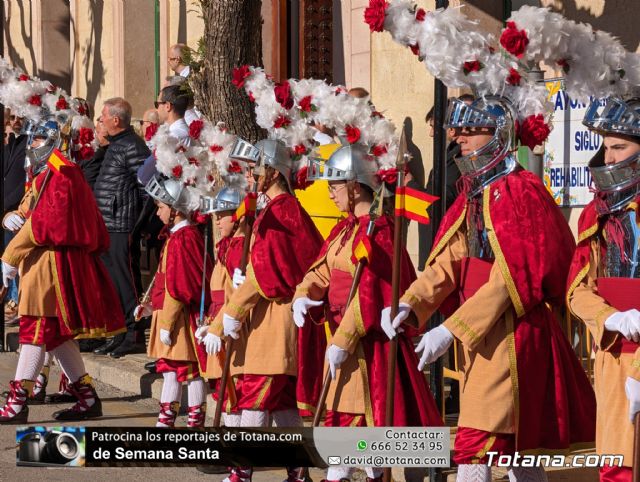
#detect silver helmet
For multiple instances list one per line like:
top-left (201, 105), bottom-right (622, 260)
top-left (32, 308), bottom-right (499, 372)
top-left (230, 137), bottom-right (293, 190)
top-left (23, 113), bottom-right (71, 176)
top-left (583, 97), bottom-right (640, 213)
top-left (445, 95), bottom-right (518, 197)
top-left (307, 144), bottom-right (381, 191)
top-left (200, 187), bottom-right (243, 215)
top-left (145, 174), bottom-right (192, 215)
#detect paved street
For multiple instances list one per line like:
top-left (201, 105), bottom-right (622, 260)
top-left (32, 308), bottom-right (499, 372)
top-left (0, 352), bottom-right (327, 482)
top-left (0, 351), bottom-right (600, 482)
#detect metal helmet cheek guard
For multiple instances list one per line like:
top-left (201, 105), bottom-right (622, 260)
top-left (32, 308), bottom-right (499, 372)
top-left (145, 174), bottom-right (192, 215)
top-left (444, 96), bottom-right (518, 197)
top-left (229, 138), bottom-right (293, 190)
top-left (199, 186), bottom-right (243, 215)
top-left (584, 97), bottom-right (640, 213)
top-left (307, 144), bottom-right (381, 192)
top-left (23, 113), bottom-right (72, 176)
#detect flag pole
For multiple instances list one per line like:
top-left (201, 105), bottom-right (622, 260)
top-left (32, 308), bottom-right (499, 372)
top-left (383, 126), bottom-right (410, 482)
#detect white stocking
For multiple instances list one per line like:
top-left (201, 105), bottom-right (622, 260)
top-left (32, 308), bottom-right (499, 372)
top-left (456, 464), bottom-right (492, 482)
top-left (271, 408), bottom-right (303, 427)
top-left (50, 340), bottom-right (85, 383)
top-left (326, 466), bottom-right (353, 481)
top-left (240, 409), bottom-right (268, 427)
top-left (15, 344), bottom-right (46, 382)
top-left (160, 372), bottom-right (181, 403)
top-left (508, 466), bottom-right (548, 482)
top-left (186, 377), bottom-right (205, 406)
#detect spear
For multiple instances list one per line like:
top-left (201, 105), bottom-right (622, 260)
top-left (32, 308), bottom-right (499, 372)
top-left (312, 184), bottom-right (385, 427)
top-left (383, 126), bottom-right (410, 482)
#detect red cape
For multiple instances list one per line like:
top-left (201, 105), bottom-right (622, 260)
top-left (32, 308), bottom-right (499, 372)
top-left (430, 169), bottom-right (595, 452)
top-left (249, 193), bottom-right (325, 417)
top-left (208, 236), bottom-right (244, 319)
top-left (322, 214), bottom-right (442, 427)
top-left (159, 224), bottom-right (213, 373)
top-left (566, 197), bottom-right (640, 305)
top-left (29, 166), bottom-right (125, 338)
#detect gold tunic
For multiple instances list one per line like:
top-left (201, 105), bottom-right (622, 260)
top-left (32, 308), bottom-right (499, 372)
top-left (398, 229), bottom-right (515, 434)
top-left (569, 241), bottom-right (640, 466)
top-left (293, 225), bottom-right (366, 415)
top-left (1, 186), bottom-right (58, 317)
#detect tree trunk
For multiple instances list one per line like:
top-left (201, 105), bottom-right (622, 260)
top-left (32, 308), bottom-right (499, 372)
top-left (191, 0), bottom-right (265, 143)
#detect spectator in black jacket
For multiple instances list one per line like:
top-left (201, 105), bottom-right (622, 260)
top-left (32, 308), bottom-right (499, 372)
top-left (92, 97), bottom-right (151, 358)
top-left (2, 113), bottom-right (26, 322)
top-left (81, 116), bottom-right (109, 189)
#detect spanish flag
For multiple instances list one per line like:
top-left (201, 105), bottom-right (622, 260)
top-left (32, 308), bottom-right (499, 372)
top-left (231, 192), bottom-right (258, 222)
top-left (395, 186), bottom-right (439, 224)
top-left (351, 236), bottom-right (372, 265)
top-left (47, 149), bottom-right (74, 174)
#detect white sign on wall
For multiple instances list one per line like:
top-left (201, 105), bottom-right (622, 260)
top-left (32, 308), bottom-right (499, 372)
top-left (543, 81), bottom-right (601, 207)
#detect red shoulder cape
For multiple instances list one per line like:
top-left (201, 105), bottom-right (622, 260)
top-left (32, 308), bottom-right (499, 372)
top-left (566, 200), bottom-right (599, 307)
top-left (249, 194), bottom-right (325, 417)
top-left (428, 169), bottom-right (595, 451)
top-left (250, 193), bottom-right (324, 299)
top-left (28, 166), bottom-right (125, 337)
top-left (165, 224), bottom-right (213, 373)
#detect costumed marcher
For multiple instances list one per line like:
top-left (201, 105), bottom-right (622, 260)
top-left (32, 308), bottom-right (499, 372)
top-left (204, 135), bottom-right (324, 482)
top-left (135, 173), bottom-right (212, 428)
top-left (0, 70), bottom-right (125, 423)
top-left (568, 96), bottom-right (640, 481)
top-left (200, 185), bottom-right (248, 427)
top-left (368, 3), bottom-right (600, 481)
top-left (133, 119), bottom-right (218, 428)
top-left (294, 142), bottom-right (444, 482)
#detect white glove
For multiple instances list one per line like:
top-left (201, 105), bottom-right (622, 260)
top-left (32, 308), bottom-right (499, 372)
top-left (2, 262), bottom-right (18, 289)
top-left (326, 344), bottom-right (349, 380)
top-left (380, 303), bottom-right (412, 340)
top-left (203, 333), bottom-right (222, 355)
top-left (292, 297), bottom-right (324, 328)
top-left (133, 303), bottom-right (153, 320)
top-left (232, 268), bottom-right (246, 289)
top-left (605, 309), bottom-right (640, 343)
top-left (626, 377), bottom-right (640, 423)
top-left (160, 328), bottom-right (172, 346)
top-left (3, 213), bottom-right (25, 232)
top-left (195, 325), bottom-right (210, 342)
top-left (415, 325), bottom-right (455, 371)
top-left (222, 314), bottom-right (241, 339)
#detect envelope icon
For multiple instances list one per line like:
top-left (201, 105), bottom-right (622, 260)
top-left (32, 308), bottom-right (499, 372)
top-left (328, 456), bottom-right (341, 465)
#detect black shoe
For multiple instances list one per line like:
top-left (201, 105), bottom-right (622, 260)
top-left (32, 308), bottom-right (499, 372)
top-left (144, 360), bottom-right (157, 373)
top-left (109, 339), bottom-right (146, 358)
top-left (53, 397), bottom-right (102, 421)
top-left (0, 404), bottom-right (28, 424)
top-left (29, 390), bottom-right (46, 405)
top-left (195, 466), bottom-right (230, 474)
top-left (44, 391), bottom-right (77, 404)
top-left (93, 333), bottom-right (125, 355)
top-left (79, 338), bottom-right (106, 353)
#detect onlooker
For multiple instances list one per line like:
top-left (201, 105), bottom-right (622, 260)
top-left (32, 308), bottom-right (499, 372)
top-left (141, 109), bottom-right (159, 147)
top-left (92, 97), bottom-right (150, 358)
top-left (137, 85), bottom-right (191, 186)
top-left (348, 87), bottom-right (370, 99)
top-left (168, 43), bottom-right (190, 77)
top-left (81, 116), bottom-right (109, 189)
top-left (2, 110), bottom-right (26, 323)
top-left (164, 73), bottom-right (201, 126)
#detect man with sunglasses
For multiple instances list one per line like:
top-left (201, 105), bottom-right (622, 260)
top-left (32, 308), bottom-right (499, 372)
top-left (568, 96), bottom-right (640, 480)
